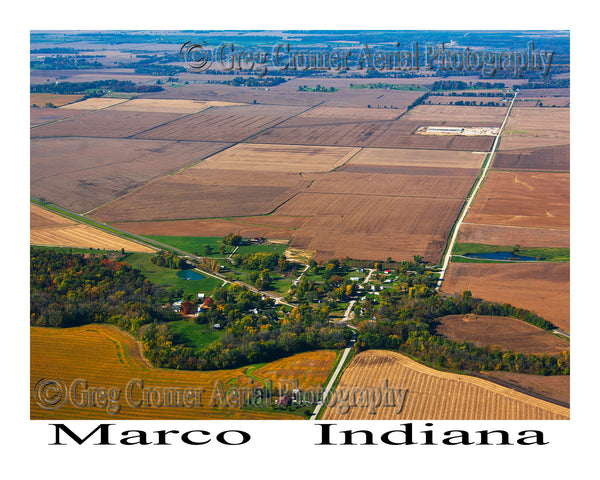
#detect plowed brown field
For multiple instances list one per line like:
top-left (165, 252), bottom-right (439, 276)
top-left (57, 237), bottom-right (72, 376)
top-left (91, 169), bottom-right (310, 222)
top-left (31, 137), bottom-right (233, 213)
top-left (500, 106), bottom-right (570, 150)
top-left (457, 223), bottom-right (570, 248)
top-left (465, 170), bottom-right (569, 230)
top-left (493, 144), bottom-right (569, 171)
top-left (436, 314), bottom-right (569, 355)
top-left (131, 104), bottom-right (306, 142)
top-left (30, 110), bottom-right (188, 138)
top-left (30, 107), bottom-right (89, 127)
top-left (348, 147), bottom-right (486, 169)
top-left (110, 216), bottom-right (307, 240)
top-left (30, 93), bottom-right (85, 107)
top-left (320, 350), bottom-right (569, 420)
top-left (277, 193), bottom-right (465, 262)
top-left (440, 262), bottom-right (570, 332)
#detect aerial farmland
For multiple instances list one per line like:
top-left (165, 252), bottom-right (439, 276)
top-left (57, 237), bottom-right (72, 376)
top-left (29, 30), bottom-right (570, 422)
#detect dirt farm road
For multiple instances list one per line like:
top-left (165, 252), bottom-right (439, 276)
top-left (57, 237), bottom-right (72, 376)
top-left (436, 91), bottom-right (518, 290)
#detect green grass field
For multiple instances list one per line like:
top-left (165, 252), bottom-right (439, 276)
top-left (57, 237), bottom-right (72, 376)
top-left (123, 252), bottom-right (224, 296)
top-left (452, 243), bottom-right (570, 262)
top-left (143, 235), bottom-right (235, 257)
top-left (168, 319), bottom-right (223, 353)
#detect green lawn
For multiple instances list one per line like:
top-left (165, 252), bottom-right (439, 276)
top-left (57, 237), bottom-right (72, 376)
top-left (233, 241), bottom-right (289, 256)
top-left (123, 252), bottom-right (224, 296)
top-left (143, 235), bottom-right (235, 257)
top-left (168, 319), bottom-right (223, 353)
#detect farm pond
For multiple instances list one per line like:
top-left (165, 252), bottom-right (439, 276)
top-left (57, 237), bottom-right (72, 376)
top-left (462, 251), bottom-right (540, 261)
top-left (176, 269), bottom-right (206, 280)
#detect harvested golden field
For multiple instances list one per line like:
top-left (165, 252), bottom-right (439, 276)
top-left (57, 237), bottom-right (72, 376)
top-left (197, 143), bottom-right (361, 173)
top-left (292, 105), bottom-right (402, 121)
top-left (30, 93), bottom-right (85, 107)
top-left (320, 350), bottom-right (569, 420)
top-left (107, 98), bottom-right (245, 114)
top-left (435, 314), bottom-right (569, 355)
top-left (440, 262), bottom-right (570, 333)
top-left (30, 137), bottom-right (232, 213)
top-left (457, 223), bottom-right (570, 249)
top-left (465, 170), bottom-right (569, 230)
top-left (500, 106), bottom-right (570, 150)
top-left (30, 204), bottom-right (156, 253)
top-left (91, 169), bottom-right (311, 223)
top-left (30, 325), bottom-right (335, 420)
top-left (59, 97), bottom-right (129, 110)
top-left (348, 147), bottom-right (486, 169)
top-left (251, 350), bottom-right (337, 393)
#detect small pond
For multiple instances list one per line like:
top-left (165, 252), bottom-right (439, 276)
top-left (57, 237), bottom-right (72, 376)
top-left (462, 251), bottom-right (540, 261)
top-left (176, 269), bottom-right (206, 281)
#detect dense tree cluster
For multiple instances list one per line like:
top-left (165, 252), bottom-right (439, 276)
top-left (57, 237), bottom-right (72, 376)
top-left (142, 284), bottom-right (351, 370)
top-left (30, 248), bottom-right (173, 332)
top-left (30, 55), bottom-right (104, 70)
top-left (208, 76), bottom-right (287, 87)
top-left (431, 80), bottom-right (507, 90)
top-left (150, 250), bottom-right (188, 270)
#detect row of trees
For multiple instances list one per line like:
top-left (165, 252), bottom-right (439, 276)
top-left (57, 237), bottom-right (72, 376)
top-left (150, 250), bottom-right (188, 269)
top-left (30, 80), bottom-right (163, 95)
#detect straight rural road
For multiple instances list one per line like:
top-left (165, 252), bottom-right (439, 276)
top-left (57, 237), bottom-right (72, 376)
top-left (31, 198), bottom-right (296, 307)
top-left (436, 91), bottom-right (517, 290)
